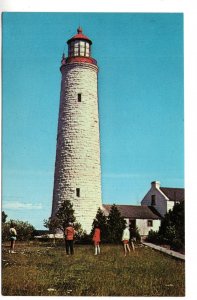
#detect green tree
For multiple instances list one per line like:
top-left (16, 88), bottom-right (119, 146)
top-left (148, 202), bottom-right (185, 251)
top-left (44, 200), bottom-right (83, 242)
top-left (43, 217), bottom-right (60, 244)
top-left (55, 200), bottom-right (76, 232)
top-left (159, 202), bottom-right (184, 243)
top-left (91, 207), bottom-right (108, 241)
top-left (73, 222), bottom-right (84, 240)
top-left (107, 204), bottom-right (126, 243)
top-left (2, 211), bottom-right (8, 223)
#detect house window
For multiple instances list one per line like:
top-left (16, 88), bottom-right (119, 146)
top-left (76, 188), bottom-right (80, 197)
top-left (78, 93), bottom-right (81, 102)
top-left (147, 220), bottom-right (153, 227)
top-left (151, 195), bottom-right (156, 206)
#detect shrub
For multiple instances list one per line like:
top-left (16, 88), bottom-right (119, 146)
top-left (146, 202), bottom-right (184, 252)
top-left (164, 225), bottom-right (176, 243)
top-left (75, 232), bottom-right (92, 245)
top-left (2, 220), bottom-right (35, 242)
top-left (171, 238), bottom-right (184, 252)
top-left (159, 202), bottom-right (184, 245)
top-left (2, 223), bottom-right (10, 242)
top-left (146, 229), bottom-right (160, 243)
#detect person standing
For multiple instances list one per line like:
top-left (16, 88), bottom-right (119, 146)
top-left (130, 226), bottom-right (136, 252)
top-left (92, 225), bottom-right (101, 255)
top-left (65, 222), bottom-right (75, 255)
top-left (122, 225), bottom-right (131, 256)
top-left (9, 223), bottom-right (17, 254)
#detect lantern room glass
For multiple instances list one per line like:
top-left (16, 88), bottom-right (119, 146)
top-left (68, 41), bottom-right (91, 57)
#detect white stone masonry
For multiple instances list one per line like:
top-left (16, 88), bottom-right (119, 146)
top-left (52, 62), bottom-right (102, 233)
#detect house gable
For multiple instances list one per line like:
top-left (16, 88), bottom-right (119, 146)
top-left (141, 181), bottom-right (185, 217)
top-left (141, 181), bottom-right (169, 217)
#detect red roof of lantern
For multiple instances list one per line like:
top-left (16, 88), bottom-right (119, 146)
top-left (67, 27), bottom-right (92, 45)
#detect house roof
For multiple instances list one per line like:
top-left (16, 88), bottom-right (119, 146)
top-left (102, 204), bottom-right (162, 220)
top-left (160, 187), bottom-right (184, 202)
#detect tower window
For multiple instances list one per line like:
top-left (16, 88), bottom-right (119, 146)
top-left (151, 195), bottom-right (156, 206)
top-left (78, 93), bottom-right (81, 102)
top-left (76, 188), bottom-right (80, 197)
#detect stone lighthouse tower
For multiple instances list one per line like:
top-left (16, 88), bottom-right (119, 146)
top-left (51, 27), bottom-right (102, 233)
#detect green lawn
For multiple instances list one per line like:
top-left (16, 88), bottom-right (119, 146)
top-left (2, 242), bottom-right (185, 296)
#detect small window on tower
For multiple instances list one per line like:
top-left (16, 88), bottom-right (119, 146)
top-left (76, 188), bottom-right (80, 197)
top-left (78, 93), bottom-right (82, 102)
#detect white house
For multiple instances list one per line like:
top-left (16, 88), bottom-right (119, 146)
top-left (102, 181), bottom-right (184, 238)
top-left (102, 204), bottom-right (162, 237)
top-left (141, 181), bottom-right (184, 217)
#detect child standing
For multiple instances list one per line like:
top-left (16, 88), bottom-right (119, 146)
top-left (9, 223), bottom-right (17, 253)
top-left (122, 225), bottom-right (131, 256)
top-left (92, 225), bottom-right (101, 255)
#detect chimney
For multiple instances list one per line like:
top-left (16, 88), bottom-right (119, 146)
top-left (151, 181), bottom-right (160, 189)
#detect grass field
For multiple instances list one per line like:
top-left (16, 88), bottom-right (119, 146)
top-left (2, 241), bottom-right (185, 296)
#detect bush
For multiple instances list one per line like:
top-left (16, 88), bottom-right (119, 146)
top-left (2, 220), bottom-right (35, 242)
top-left (2, 223), bottom-right (10, 242)
top-left (75, 232), bottom-right (92, 245)
top-left (164, 225), bottom-right (176, 243)
top-left (147, 202), bottom-right (184, 251)
top-left (171, 238), bottom-right (184, 252)
top-left (146, 229), bottom-right (160, 244)
top-left (159, 202), bottom-right (184, 246)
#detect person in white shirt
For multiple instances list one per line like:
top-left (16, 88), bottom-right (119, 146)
top-left (122, 225), bottom-right (131, 256)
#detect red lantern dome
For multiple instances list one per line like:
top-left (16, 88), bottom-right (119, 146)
top-left (67, 27), bottom-right (92, 45)
top-left (62, 27), bottom-right (97, 66)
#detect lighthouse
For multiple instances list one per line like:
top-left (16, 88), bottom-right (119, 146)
top-left (51, 27), bottom-right (102, 233)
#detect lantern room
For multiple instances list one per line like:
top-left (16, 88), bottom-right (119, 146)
top-left (67, 27), bottom-right (92, 58)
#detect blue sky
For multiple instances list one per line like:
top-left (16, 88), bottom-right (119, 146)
top-left (2, 13), bottom-right (184, 229)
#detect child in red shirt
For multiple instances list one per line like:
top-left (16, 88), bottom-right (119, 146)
top-left (92, 225), bottom-right (101, 255)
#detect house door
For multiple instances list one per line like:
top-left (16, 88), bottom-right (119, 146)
top-left (129, 220), bottom-right (136, 230)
